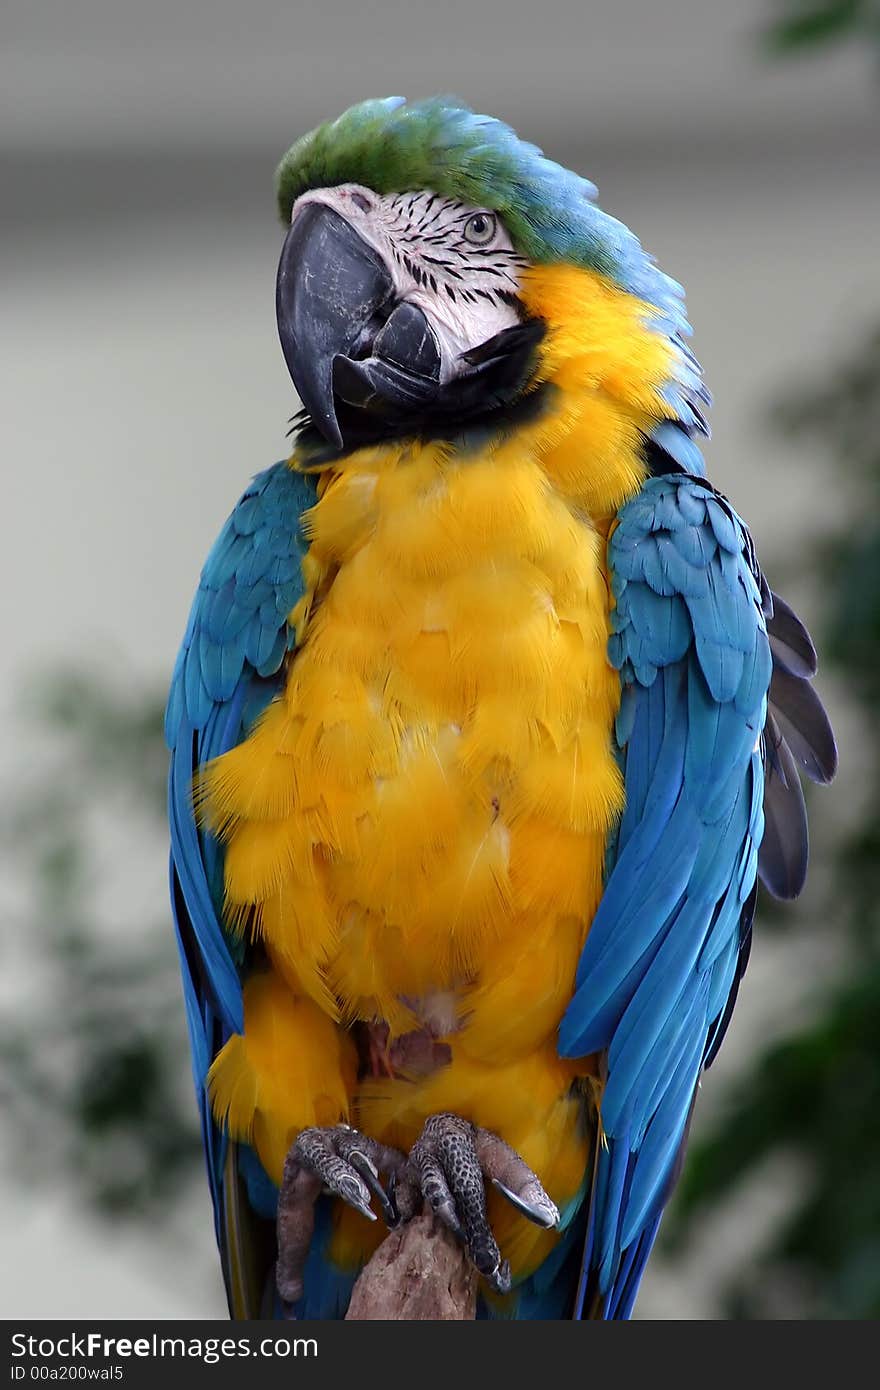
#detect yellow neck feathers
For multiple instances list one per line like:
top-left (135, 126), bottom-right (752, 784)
top-left (516, 262), bottom-right (674, 518)
top-left (297, 261), bottom-right (674, 525)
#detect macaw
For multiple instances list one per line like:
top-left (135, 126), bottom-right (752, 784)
top-left (166, 96), bottom-right (837, 1320)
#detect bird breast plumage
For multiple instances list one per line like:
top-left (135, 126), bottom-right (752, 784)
top-left (204, 435), bottom-right (625, 1066)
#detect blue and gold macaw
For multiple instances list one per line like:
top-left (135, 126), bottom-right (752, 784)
top-left (166, 97), bottom-right (837, 1319)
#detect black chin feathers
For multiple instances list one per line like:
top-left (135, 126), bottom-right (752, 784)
top-left (291, 318), bottom-right (548, 459)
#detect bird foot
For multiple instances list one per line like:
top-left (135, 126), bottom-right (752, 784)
top-left (275, 1114), bottom-right (558, 1311)
top-left (275, 1124), bottom-right (405, 1311)
top-left (394, 1112), bottom-right (559, 1295)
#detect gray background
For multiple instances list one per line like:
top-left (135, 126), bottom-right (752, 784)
top-left (2, 1), bottom-right (875, 1317)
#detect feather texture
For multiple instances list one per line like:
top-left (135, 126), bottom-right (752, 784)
top-left (166, 460), bottom-right (315, 1313)
top-left (560, 473), bottom-right (834, 1317)
top-left (560, 474), bottom-right (772, 1316)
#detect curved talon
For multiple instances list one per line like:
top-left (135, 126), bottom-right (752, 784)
top-left (491, 1176), bottom-right (559, 1229)
top-left (349, 1150), bottom-right (398, 1226)
top-left (474, 1125), bottom-right (560, 1230)
top-left (335, 1171), bottom-right (377, 1222)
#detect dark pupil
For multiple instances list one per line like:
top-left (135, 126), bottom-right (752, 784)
top-left (472, 216), bottom-right (487, 235)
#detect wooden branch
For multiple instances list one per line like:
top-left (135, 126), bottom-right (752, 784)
top-left (345, 1212), bottom-right (477, 1320)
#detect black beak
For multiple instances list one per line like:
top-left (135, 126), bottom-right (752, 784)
top-left (277, 201), bottom-right (545, 451)
top-left (277, 203), bottom-right (397, 449)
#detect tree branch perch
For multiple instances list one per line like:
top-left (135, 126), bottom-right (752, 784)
top-left (345, 1212), bottom-right (478, 1320)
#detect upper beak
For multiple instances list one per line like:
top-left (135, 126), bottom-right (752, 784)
top-left (276, 203), bottom-right (395, 449)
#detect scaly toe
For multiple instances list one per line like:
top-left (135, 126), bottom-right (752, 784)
top-left (406, 1111), bottom-right (547, 1295)
top-left (276, 1124), bottom-right (405, 1310)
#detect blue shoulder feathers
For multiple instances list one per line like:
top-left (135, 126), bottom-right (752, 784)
top-left (560, 471), bottom-right (835, 1317)
top-left (561, 474), bottom-right (771, 1317)
top-left (165, 461), bottom-right (314, 1263)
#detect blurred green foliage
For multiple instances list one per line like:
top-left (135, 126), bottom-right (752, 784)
top-left (0, 674), bottom-right (201, 1216)
top-left (764, 0), bottom-right (880, 53)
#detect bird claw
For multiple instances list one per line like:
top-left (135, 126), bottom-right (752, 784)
top-left (490, 1176), bottom-right (559, 1229)
top-left (275, 1124), bottom-right (405, 1305)
top-left (348, 1147), bottom-right (399, 1227)
top-left (397, 1112), bottom-right (559, 1295)
top-left (275, 1115), bottom-right (557, 1306)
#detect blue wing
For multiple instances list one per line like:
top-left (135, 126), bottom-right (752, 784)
top-left (165, 460), bottom-right (315, 1313)
top-left (559, 471), bottom-right (836, 1319)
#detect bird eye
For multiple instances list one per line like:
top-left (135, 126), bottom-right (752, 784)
top-left (463, 212), bottom-right (497, 246)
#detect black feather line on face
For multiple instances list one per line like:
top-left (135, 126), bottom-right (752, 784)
top-left (381, 192), bottom-right (525, 298)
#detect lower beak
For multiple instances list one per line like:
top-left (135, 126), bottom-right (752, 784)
top-left (276, 203), bottom-right (395, 449)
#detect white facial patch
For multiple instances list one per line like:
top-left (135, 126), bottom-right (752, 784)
top-left (290, 185), bottom-right (526, 382)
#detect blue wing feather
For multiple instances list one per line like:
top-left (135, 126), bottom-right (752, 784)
top-left (560, 473), bottom-right (772, 1319)
top-left (165, 460), bottom-right (316, 1311)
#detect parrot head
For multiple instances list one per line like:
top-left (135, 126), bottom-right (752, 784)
top-left (275, 97), bottom-right (696, 457)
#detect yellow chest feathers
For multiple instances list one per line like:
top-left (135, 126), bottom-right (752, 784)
top-left (206, 443), bottom-right (627, 1050)
top-left (201, 264), bottom-right (674, 1049)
